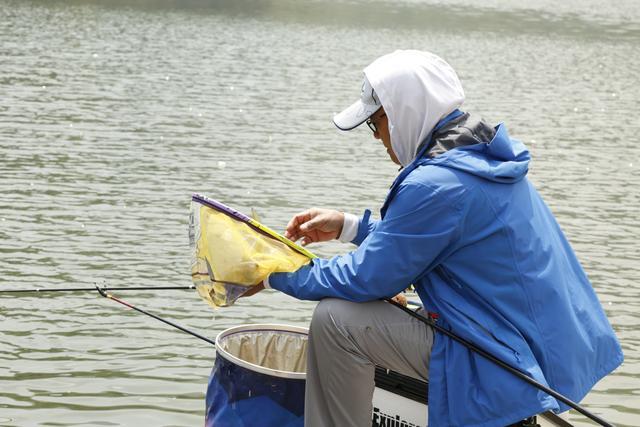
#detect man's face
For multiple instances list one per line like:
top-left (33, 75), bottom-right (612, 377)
top-left (368, 108), bottom-right (399, 165)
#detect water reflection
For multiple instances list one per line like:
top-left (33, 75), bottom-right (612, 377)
top-left (0, 0), bottom-right (638, 426)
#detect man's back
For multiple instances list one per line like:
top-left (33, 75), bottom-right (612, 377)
top-left (409, 124), bottom-right (623, 426)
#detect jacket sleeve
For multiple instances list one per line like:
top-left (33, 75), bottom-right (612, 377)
top-left (268, 182), bottom-right (462, 302)
top-left (351, 209), bottom-right (379, 246)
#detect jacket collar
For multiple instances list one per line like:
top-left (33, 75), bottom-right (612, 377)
top-left (380, 109), bottom-right (464, 218)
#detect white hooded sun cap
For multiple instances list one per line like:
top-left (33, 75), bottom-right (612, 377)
top-left (333, 50), bottom-right (465, 166)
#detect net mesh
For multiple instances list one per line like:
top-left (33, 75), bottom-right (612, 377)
top-left (190, 200), bottom-right (311, 308)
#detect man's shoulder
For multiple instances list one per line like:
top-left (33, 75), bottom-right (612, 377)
top-left (404, 162), bottom-right (478, 192)
top-left (398, 164), bottom-right (474, 209)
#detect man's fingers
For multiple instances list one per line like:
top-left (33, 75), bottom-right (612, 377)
top-left (300, 217), bottom-right (323, 233)
top-left (285, 214), bottom-right (302, 233)
top-left (391, 294), bottom-right (408, 306)
top-left (285, 211), bottom-right (310, 240)
top-left (284, 208), bottom-right (338, 243)
top-left (301, 236), bottom-right (317, 246)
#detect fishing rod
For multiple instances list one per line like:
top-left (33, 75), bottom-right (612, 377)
top-left (87, 281), bottom-right (611, 425)
top-left (385, 298), bottom-right (613, 427)
top-left (95, 285), bottom-right (216, 347)
top-left (0, 285), bottom-right (196, 294)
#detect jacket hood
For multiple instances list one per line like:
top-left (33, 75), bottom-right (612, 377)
top-left (427, 123), bottom-right (530, 183)
top-left (364, 50), bottom-right (465, 167)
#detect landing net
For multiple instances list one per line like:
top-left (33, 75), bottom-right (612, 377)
top-left (189, 194), bottom-right (314, 308)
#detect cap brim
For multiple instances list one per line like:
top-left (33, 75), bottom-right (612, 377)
top-left (333, 100), bottom-right (380, 131)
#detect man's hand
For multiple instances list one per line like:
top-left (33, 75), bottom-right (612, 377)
top-left (391, 293), bottom-right (407, 307)
top-left (240, 282), bottom-right (265, 298)
top-left (284, 208), bottom-right (344, 246)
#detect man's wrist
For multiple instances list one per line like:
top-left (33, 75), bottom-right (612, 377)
top-left (338, 213), bottom-right (359, 243)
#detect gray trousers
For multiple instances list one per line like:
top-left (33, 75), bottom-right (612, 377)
top-left (304, 298), bottom-right (434, 427)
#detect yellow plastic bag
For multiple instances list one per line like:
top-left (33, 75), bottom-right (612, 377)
top-left (190, 194), bottom-right (314, 308)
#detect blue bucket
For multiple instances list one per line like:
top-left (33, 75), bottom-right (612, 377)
top-left (205, 324), bottom-right (308, 427)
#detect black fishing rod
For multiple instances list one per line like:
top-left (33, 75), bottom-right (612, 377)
top-left (96, 286), bottom-right (216, 347)
top-left (88, 283), bottom-right (611, 426)
top-left (0, 285), bottom-right (196, 294)
top-left (385, 298), bottom-right (613, 427)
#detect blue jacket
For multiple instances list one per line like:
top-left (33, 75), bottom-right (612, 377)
top-left (269, 120), bottom-right (623, 426)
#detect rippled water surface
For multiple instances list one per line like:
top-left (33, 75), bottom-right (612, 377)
top-left (1, 0), bottom-right (638, 425)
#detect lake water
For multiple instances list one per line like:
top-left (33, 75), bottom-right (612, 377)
top-left (0, 0), bottom-right (638, 425)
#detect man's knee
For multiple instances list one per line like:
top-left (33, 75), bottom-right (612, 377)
top-left (311, 298), bottom-right (339, 331)
top-left (310, 298), bottom-right (365, 358)
top-left (310, 298), bottom-right (357, 336)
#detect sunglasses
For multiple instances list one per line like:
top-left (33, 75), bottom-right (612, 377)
top-left (366, 112), bottom-right (386, 133)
